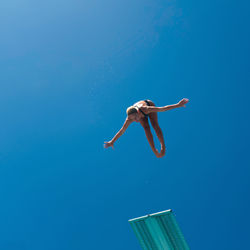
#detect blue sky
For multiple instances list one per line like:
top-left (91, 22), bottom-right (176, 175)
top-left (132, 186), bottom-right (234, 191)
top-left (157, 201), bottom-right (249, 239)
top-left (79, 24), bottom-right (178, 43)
top-left (0, 0), bottom-right (250, 249)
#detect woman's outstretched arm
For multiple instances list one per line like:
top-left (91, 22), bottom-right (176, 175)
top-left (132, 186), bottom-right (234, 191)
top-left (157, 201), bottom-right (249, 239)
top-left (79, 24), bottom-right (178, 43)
top-left (104, 118), bottom-right (132, 149)
top-left (145, 98), bottom-right (189, 114)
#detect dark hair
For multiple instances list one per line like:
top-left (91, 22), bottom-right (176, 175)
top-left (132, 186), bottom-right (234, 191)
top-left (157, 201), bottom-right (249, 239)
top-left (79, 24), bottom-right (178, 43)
top-left (126, 106), bottom-right (137, 116)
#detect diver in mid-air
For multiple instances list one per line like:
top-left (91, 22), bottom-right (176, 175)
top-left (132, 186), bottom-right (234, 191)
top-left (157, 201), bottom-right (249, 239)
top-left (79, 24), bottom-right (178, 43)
top-left (104, 98), bottom-right (189, 158)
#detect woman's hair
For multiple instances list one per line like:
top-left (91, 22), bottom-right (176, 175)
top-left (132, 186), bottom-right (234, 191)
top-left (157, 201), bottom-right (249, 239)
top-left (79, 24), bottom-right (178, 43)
top-left (126, 106), bottom-right (137, 116)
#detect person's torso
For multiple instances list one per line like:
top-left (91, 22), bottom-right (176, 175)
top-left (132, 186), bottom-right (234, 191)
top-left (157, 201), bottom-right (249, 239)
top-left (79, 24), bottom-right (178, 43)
top-left (133, 100), bottom-right (149, 118)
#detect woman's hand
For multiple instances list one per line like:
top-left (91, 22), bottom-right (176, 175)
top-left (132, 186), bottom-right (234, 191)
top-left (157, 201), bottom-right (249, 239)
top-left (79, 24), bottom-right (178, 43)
top-left (178, 98), bottom-right (189, 108)
top-left (104, 141), bottom-right (114, 149)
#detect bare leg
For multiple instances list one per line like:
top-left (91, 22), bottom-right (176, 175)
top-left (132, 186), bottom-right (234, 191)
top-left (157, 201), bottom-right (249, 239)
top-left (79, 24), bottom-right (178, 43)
top-left (146, 101), bottom-right (166, 156)
top-left (139, 117), bottom-right (157, 155)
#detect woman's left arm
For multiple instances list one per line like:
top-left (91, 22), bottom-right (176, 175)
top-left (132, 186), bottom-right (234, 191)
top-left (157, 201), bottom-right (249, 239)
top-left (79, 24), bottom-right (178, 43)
top-left (144, 98), bottom-right (189, 114)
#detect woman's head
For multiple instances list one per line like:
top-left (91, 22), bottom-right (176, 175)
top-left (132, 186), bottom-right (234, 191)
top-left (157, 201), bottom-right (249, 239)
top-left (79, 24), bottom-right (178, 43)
top-left (126, 106), bottom-right (137, 116)
top-left (126, 106), bottom-right (140, 121)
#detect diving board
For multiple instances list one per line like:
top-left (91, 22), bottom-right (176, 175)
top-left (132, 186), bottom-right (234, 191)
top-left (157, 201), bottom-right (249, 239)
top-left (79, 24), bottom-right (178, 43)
top-left (129, 209), bottom-right (189, 250)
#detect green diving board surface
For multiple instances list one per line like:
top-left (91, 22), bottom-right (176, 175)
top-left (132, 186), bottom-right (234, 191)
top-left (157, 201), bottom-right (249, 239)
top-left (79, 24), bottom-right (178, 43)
top-left (129, 209), bottom-right (189, 250)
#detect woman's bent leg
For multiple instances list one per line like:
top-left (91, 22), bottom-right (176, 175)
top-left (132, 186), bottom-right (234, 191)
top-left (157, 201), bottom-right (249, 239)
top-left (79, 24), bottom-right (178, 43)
top-left (148, 110), bottom-right (166, 156)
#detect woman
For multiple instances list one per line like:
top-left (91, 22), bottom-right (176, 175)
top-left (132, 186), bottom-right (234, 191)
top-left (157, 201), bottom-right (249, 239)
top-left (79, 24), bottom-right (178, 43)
top-left (104, 98), bottom-right (189, 158)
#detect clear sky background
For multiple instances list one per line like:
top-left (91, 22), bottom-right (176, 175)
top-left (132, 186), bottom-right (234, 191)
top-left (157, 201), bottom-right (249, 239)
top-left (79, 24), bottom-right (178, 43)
top-left (0, 0), bottom-right (250, 249)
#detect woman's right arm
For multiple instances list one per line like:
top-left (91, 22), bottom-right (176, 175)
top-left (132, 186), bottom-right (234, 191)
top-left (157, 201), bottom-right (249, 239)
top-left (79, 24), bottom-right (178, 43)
top-left (104, 118), bottom-right (132, 148)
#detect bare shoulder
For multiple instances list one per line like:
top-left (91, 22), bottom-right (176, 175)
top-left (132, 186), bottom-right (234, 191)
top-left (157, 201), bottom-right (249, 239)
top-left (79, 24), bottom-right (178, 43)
top-left (142, 106), bottom-right (159, 114)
